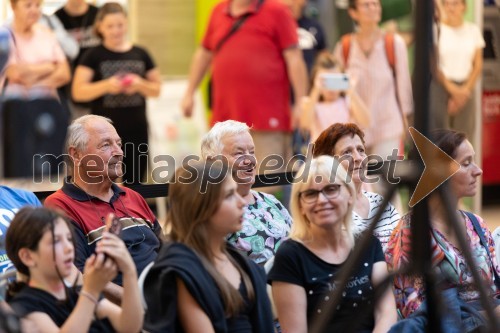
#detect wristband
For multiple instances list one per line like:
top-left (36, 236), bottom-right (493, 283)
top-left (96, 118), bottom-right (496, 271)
top-left (80, 290), bottom-right (99, 306)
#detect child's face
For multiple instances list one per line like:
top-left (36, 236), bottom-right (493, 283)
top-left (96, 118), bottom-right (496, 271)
top-left (317, 69), bottom-right (341, 102)
top-left (207, 177), bottom-right (246, 238)
top-left (30, 219), bottom-right (75, 279)
top-left (98, 12), bottom-right (128, 45)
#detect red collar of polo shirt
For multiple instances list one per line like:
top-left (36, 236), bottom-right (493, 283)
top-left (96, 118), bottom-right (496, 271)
top-left (224, 0), bottom-right (263, 17)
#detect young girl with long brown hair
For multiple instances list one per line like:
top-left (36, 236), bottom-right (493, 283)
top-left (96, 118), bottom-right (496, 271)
top-left (143, 162), bottom-right (274, 332)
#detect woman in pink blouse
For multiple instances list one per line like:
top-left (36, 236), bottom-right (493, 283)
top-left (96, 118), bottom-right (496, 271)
top-left (5, 0), bottom-right (70, 99)
top-left (333, 0), bottom-right (413, 158)
top-left (2, 0), bottom-right (71, 178)
top-left (386, 129), bottom-right (500, 320)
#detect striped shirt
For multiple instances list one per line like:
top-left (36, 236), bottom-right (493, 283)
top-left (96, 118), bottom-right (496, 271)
top-left (352, 191), bottom-right (401, 251)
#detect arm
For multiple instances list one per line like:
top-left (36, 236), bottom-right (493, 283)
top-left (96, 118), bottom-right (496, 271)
top-left (26, 254), bottom-right (118, 333)
top-left (437, 48), bottom-right (482, 115)
top-left (394, 35), bottom-right (413, 118)
top-left (102, 282), bottom-right (123, 305)
top-left (371, 261), bottom-right (398, 333)
top-left (64, 218), bottom-right (124, 304)
top-left (72, 65), bottom-right (122, 102)
top-left (283, 47), bottom-right (309, 129)
top-left (122, 68), bottom-right (161, 97)
top-left (299, 79), bottom-right (321, 132)
top-left (181, 47), bottom-right (213, 117)
top-left (96, 231), bottom-right (143, 333)
top-left (272, 282), bottom-right (308, 333)
top-left (6, 62), bottom-right (56, 87)
top-left (176, 277), bottom-right (215, 333)
top-left (36, 59), bottom-right (71, 89)
top-left (463, 48), bottom-right (483, 93)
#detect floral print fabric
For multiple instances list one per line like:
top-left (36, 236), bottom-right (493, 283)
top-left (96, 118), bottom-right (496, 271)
top-left (386, 211), bottom-right (500, 318)
top-left (227, 191), bottom-right (292, 265)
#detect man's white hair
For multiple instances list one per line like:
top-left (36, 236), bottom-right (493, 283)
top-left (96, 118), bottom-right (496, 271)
top-left (200, 120), bottom-right (251, 159)
top-left (65, 114), bottom-right (113, 153)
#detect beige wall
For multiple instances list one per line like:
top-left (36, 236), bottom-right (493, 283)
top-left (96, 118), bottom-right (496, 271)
top-left (130, 0), bottom-right (196, 77)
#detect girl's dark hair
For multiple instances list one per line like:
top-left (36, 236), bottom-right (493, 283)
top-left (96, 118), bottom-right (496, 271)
top-left (408, 128), bottom-right (467, 162)
top-left (313, 122), bottom-right (366, 157)
top-left (5, 207), bottom-right (73, 277)
top-left (94, 2), bottom-right (127, 39)
top-left (167, 161), bottom-right (255, 316)
top-left (407, 129), bottom-right (467, 197)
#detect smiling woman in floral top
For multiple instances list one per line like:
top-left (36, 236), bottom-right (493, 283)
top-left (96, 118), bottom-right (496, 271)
top-left (201, 120), bottom-right (293, 265)
top-left (386, 129), bottom-right (500, 319)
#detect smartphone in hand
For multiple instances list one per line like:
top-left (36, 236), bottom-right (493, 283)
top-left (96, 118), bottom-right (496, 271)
top-left (105, 214), bottom-right (123, 236)
top-left (320, 73), bottom-right (350, 91)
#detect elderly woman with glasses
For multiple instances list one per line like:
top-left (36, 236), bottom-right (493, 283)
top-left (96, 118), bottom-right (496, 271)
top-left (268, 155), bottom-right (397, 333)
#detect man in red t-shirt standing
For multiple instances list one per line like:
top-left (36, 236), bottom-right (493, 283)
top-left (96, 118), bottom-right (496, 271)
top-left (182, 0), bottom-right (308, 176)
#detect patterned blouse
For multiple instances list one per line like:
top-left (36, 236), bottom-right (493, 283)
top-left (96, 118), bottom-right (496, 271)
top-left (227, 191), bottom-right (293, 265)
top-left (352, 191), bottom-right (401, 251)
top-left (386, 211), bottom-right (500, 318)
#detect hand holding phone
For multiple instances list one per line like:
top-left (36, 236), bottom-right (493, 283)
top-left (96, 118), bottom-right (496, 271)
top-left (320, 73), bottom-right (350, 91)
top-left (121, 74), bottom-right (134, 87)
top-left (105, 213), bottom-right (122, 236)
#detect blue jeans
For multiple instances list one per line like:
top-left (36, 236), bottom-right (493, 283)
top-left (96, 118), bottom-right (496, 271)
top-left (389, 288), bottom-right (488, 333)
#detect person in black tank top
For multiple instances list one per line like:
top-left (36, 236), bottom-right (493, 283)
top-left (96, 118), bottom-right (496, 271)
top-left (143, 162), bottom-right (274, 332)
top-left (5, 207), bottom-right (143, 333)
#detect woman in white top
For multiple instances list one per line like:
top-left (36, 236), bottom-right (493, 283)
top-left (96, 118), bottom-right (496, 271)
top-left (431, 0), bottom-right (485, 143)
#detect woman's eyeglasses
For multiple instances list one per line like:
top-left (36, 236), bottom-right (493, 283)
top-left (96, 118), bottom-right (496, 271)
top-left (299, 184), bottom-right (342, 203)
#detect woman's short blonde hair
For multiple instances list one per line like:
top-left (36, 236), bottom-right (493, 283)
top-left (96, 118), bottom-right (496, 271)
top-left (290, 155), bottom-right (356, 245)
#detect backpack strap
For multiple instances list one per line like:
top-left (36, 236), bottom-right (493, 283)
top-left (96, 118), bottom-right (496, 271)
top-left (340, 33), bottom-right (396, 71)
top-left (341, 34), bottom-right (352, 68)
top-left (214, 0), bottom-right (265, 52)
top-left (384, 32), bottom-right (408, 143)
top-left (384, 32), bottom-right (396, 72)
top-left (462, 210), bottom-right (500, 289)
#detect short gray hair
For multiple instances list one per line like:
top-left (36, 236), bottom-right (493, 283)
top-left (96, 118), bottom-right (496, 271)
top-left (200, 120), bottom-right (251, 159)
top-left (65, 115), bottom-right (113, 154)
top-left (65, 115), bottom-right (114, 173)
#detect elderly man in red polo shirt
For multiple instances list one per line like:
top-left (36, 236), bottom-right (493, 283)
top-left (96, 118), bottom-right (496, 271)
top-left (45, 115), bottom-right (162, 304)
top-left (182, 0), bottom-right (308, 178)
